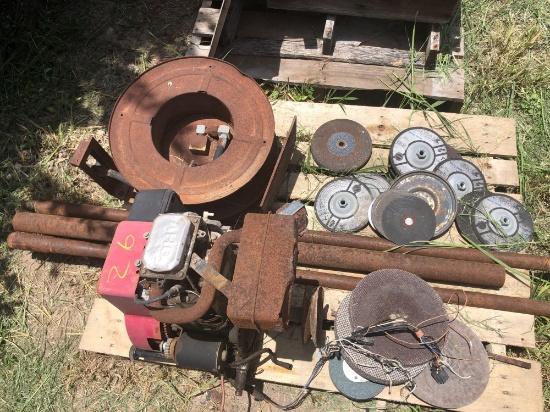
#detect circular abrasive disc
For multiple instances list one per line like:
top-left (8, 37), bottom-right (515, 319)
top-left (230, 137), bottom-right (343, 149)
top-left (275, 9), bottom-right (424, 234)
top-left (352, 173), bottom-right (390, 198)
top-left (413, 320), bottom-right (490, 409)
top-left (445, 144), bottom-right (463, 160)
top-left (314, 177), bottom-right (374, 232)
top-left (311, 119), bottom-right (372, 173)
top-left (349, 269), bottom-right (449, 367)
top-left (391, 171), bottom-right (457, 238)
top-left (435, 159), bottom-right (486, 199)
top-left (335, 294), bottom-right (427, 385)
top-left (370, 190), bottom-right (436, 244)
top-left (389, 127), bottom-right (448, 175)
top-left (329, 355), bottom-right (386, 401)
top-left (455, 191), bottom-right (485, 243)
top-left (471, 193), bottom-right (534, 252)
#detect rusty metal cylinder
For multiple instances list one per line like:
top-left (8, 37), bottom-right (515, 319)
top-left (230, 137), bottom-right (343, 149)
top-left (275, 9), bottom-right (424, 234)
top-left (23, 200), bottom-right (129, 222)
top-left (295, 269), bottom-right (550, 317)
top-left (7, 232), bottom-right (109, 259)
top-left (12, 212), bottom-right (118, 243)
top-left (297, 243), bottom-right (506, 289)
top-left (300, 230), bottom-right (550, 272)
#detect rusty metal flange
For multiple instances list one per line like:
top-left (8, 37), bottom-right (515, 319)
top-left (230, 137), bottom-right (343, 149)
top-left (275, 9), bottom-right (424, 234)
top-left (109, 57), bottom-right (276, 219)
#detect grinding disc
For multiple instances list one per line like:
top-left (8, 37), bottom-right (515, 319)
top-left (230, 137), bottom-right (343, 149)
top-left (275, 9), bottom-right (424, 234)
top-left (329, 355), bottom-right (386, 401)
top-left (413, 320), bottom-right (490, 409)
top-left (311, 119), bottom-right (372, 173)
top-left (445, 144), bottom-right (463, 160)
top-left (352, 173), bottom-right (390, 198)
top-left (314, 177), bottom-right (374, 232)
top-left (455, 191), bottom-right (485, 243)
top-left (301, 286), bottom-right (325, 347)
top-left (370, 190), bottom-right (436, 244)
top-left (391, 171), bottom-right (457, 238)
top-left (335, 294), bottom-right (427, 385)
top-left (349, 269), bottom-right (449, 367)
top-left (435, 159), bottom-right (486, 199)
top-left (389, 127), bottom-right (448, 175)
top-left (471, 193), bottom-right (534, 252)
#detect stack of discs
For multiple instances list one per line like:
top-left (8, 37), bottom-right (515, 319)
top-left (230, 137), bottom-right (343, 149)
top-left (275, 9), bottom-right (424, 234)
top-left (455, 192), bottom-right (534, 252)
top-left (314, 173), bottom-right (390, 233)
top-left (330, 269), bottom-right (490, 408)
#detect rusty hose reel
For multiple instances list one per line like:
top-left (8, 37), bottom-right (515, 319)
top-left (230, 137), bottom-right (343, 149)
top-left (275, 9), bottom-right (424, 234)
top-left (108, 57), bottom-right (277, 219)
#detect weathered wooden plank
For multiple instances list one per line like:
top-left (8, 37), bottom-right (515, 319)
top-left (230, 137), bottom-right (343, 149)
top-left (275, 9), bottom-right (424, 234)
top-left (230, 38), bottom-right (424, 68)
top-left (260, 329), bottom-right (543, 412)
top-left (266, 0), bottom-right (460, 24)
top-left (192, 8), bottom-right (220, 36)
top-left (425, 25), bottom-right (440, 68)
top-left (226, 56), bottom-right (465, 102)
top-left (186, 0), bottom-right (232, 58)
top-left (322, 14), bottom-right (336, 55)
top-left (273, 101), bottom-right (517, 157)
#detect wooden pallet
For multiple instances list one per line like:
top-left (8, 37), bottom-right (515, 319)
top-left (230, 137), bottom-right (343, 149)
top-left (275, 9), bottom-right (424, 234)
top-left (80, 101), bottom-right (543, 411)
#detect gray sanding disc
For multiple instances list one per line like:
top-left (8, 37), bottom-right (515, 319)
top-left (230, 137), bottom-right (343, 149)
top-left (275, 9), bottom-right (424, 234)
top-left (329, 355), bottom-right (385, 401)
top-left (413, 320), bottom-right (490, 409)
top-left (335, 294), bottom-right (427, 385)
top-left (349, 270), bottom-right (449, 367)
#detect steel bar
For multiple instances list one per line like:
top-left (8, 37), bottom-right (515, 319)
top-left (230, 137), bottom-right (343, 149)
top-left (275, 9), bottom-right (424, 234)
top-left (23, 200), bottom-right (129, 222)
top-left (297, 243), bottom-right (506, 289)
top-left (300, 230), bottom-right (550, 272)
top-left (7, 232), bottom-right (109, 259)
top-left (295, 269), bottom-right (550, 317)
top-left (12, 212), bottom-right (118, 243)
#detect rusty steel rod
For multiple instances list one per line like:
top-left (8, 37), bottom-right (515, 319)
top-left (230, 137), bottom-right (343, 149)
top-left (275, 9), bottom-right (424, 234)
top-left (297, 243), bottom-right (506, 289)
top-left (12, 212), bottom-right (118, 243)
top-left (300, 230), bottom-right (550, 272)
top-left (295, 269), bottom-right (550, 317)
top-left (7, 232), bottom-right (109, 259)
top-left (23, 200), bottom-right (129, 222)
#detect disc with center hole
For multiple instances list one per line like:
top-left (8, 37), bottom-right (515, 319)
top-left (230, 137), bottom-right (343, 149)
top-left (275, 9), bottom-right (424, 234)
top-left (301, 286), bottom-right (325, 347)
top-left (329, 355), bottom-right (386, 401)
top-left (413, 320), bottom-right (490, 409)
top-left (335, 294), bottom-right (427, 384)
top-left (391, 171), bottom-right (457, 238)
top-left (435, 159), bottom-right (486, 199)
top-left (389, 127), bottom-right (448, 175)
top-left (471, 193), bottom-right (534, 252)
top-left (349, 269), bottom-right (449, 367)
top-left (314, 177), bottom-right (374, 232)
top-left (310, 119), bottom-right (372, 173)
top-left (455, 191), bottom-right (485, 243)
top-left (352, 173), bottom-right (390, 197)
top-left (370, 190), bottom-right (436, 244)
top-left (445, 144), bottom-right (463, 160)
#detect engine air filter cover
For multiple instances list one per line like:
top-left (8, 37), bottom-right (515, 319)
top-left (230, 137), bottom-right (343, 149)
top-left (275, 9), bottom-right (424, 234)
top-left (370, 190), bottom-right (436, 244)
top-left (310, 119), bottom-right (372, 173)
top-left (389, 127), bottom-right (448, 175)
top-left (413, 320), bottom-right (490, 409)
top-left (435, 159), bottom-right (486, 199)
top-left (391, 171), bottom-right (457, 238)
top-left (349, 269), bottom-right (448, 367)
top-left (471, 193), bottom-right (534, 252)
top-left (328, 354), bottom-right (386, 401)
top-left (335, 294), bottom-right (427, 384)
top-left (314, 177), bottom-right (374, 232)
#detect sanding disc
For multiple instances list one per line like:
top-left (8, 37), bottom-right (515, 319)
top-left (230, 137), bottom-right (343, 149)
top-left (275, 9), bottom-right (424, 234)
top-left (310, 119), bottom-right (372, 173)
top-left (391, 171), bottom-right (457, 238)
top-left (370, 190), bottom-right (436, 244)
top-left (349, 269), bottom-right (449, 367)
top-left (329, 355), bottom-right (386, 401)
top-left (413, 320), bottom-right (490, 409)
top-left (389, 127), bottom-right (448, 175)
top-left (435, 159), bottom-right (486, 199)
top-left (335, 294), bottom-right (427, 385)
top-left (314, 177), bottom-right (374, 232)
top-left (471, 193), bottom-right (534, 252)
top-left (455, 191), bottom-right (485, 243)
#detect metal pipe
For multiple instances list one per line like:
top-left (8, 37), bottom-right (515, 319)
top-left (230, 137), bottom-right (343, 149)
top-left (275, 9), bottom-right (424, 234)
top-left (297, 243), bottom-right (506, 289)
top-left (300, 230), bottom-right (550, 272)
top-left (147, 230), bottom-right (242, 324)
top-left (12, 212), bottom-right (118, 243)
top-left (295, 269), bottom-right (550, 317)
top-left (23, 200), bottom-right (129, 222)
top-left (7, 232), bottom-right (109, 259)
